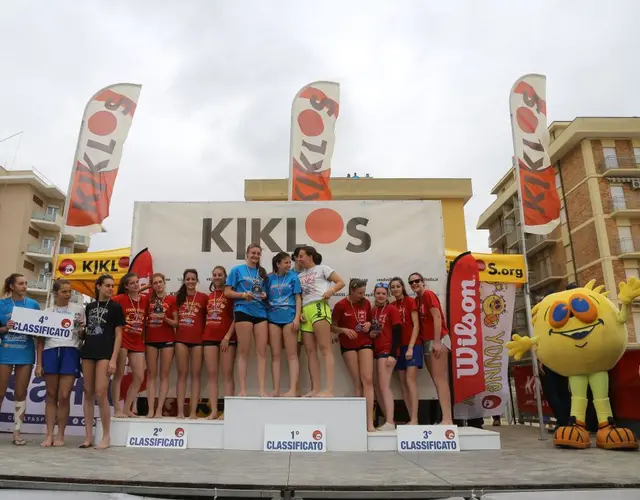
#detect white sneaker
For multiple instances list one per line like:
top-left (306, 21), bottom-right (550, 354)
top-left (376, 422), bottom-right (396, 431)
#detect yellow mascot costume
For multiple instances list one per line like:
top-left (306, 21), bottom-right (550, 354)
top-left (506, 278), bottom-right (639, 450)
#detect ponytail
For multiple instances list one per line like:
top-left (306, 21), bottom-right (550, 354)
top-left (246, 243), bottom-right (268, 281)
top-left (117, 272), bottom-right (137, 295)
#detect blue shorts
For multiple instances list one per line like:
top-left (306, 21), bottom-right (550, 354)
top-left (395, 344), bottom-right (424, 371)
top-left (42, 347), bottom-right (81, 377)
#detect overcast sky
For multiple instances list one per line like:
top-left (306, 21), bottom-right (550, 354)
top-left (2, 0), bottom-right (639, 255)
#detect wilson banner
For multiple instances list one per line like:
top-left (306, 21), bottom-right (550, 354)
top-left (64, 83), bottom-right (142, 235)
top-left (447, 251), bottom-right (485, 404)
top-left (453, 282), bottom-right (515, 419)
top-left (288, 81), bottom-right (339, 201)
top-left (509, 74), bottom-right (561, 235)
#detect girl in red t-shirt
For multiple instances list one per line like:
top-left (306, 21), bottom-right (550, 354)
top-left (371, 283), bottom-right (402, 431)
top-left (389, 277), bottom-right (420, 425)
top-left (331, 279), bottom-right (375, 432)
top-left (145, 273), bottom-right (178, 418)
top-left (203, 266), bottom-right (236, 420)
top-left (409, 272), bottom-right (453, 425)
top-left (112, 272), bottom-right (149, 418)
top-left (175, 269), bottom-right (208, 419)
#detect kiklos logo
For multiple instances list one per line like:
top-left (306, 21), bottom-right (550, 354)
top-left (61, 318), bottom-right (72, 329)
top-left (202, 208), bottom-right (371, 259)
top-left (445, 429), bottom-right (456, 440)
top-left (175, 427), bottom-right (185, 438)
top-left (58, 259), bottom-right (77, 276)
top-left (312, 429), bottom-right (323, 441)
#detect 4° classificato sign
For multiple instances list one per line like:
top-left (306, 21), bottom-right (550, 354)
top-left (9, 308), bottom-right (73, 340)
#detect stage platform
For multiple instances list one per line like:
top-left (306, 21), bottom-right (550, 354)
top-left (1, 426), bottom-right (639, 499)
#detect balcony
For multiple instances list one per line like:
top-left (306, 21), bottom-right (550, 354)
top-left (59, 246), bottom-right (72, 255)
top-left (73, 234), bottom-right (89, 251)
top-left (616, 237), bottom-right (640, 260)
top-left (30, 210), bottom-right (63, 231)
top-left (27, 279), bottom-right (50, 296)
top-left (525, 233), bottom-right (557, 256)
top-left (529, 261), bottom-right (564, 291)
top-left (25, 244), bottom-right (54, 262)
top-left (610, 196), bottom-right (640, 218)
top-left (597, 155), bottom-right (640, 178)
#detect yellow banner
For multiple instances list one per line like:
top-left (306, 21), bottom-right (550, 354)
top-left (445, 250), bottom-right (525, 284)
top-left (55, 248), bottom-right (131, 296)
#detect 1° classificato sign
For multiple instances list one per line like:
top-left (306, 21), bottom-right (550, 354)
top-left (9, 308), bottom-right (73, 340)
top-left (264, 424), bottom-right (326, 452)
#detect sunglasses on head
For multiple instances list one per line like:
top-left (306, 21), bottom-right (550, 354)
top-left (408, 278), bottom-right (423, 285)
top-left (375, 283), bottom-right (388, 289)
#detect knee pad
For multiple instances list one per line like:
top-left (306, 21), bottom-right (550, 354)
top-left (14, 400), bottom-right (26, 432)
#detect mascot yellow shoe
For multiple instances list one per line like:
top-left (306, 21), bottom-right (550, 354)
top-left (506, 278), bottom-right (640, 451)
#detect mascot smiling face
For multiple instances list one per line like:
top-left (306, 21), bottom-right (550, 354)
top-left (507, 278), bottom-right (640, 451)
top-left (533, 283), bottom-right (627, 377)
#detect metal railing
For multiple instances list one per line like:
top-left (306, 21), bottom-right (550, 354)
top-left (31, 210), bottom-right (61, 223)
top-left (610, 195), bottom-right (640, 212)
top-left (597, 155), bottom-right (640, 174)
top-left (74, 235), bottom-right (89, 245)
top-left (26, 244), bottom-right (54, 255)
top-left (59, 246), bottom-right (72, 255)
top-left (618, 236), bottom-right (639, 254)
top-left (27, 279), bottom-right (50, 290)
top-left (529, 261), bottom-right (564, 285)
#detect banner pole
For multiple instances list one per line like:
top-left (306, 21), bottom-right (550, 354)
top-left (513, 158), bottom-right (547, 440)
top-left (46, 117), bottom-right (86, 308)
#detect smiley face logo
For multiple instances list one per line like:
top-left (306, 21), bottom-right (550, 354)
top-left (445, 429), bottom-right (456, 440)
top-left (312, 429), bottom-right (323, 441)
top-left (61, 318), bottom-right (72, 329)
top-left (175, 427), bottom-right (184, 438)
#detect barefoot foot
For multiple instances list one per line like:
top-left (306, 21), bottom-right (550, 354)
top-left (314, 391), bottom-right (334, 398)
top-left (282, 390), bottom-right (297, 398)
top-left (114, 411), bottom-right (127, 418)
top-left (153, 410), bottom-right (164, 419)
top-left (94, 437), bottom-right (110, 450)
top-left (125, 410), bottom-right (139, 418)
top-left (53, 438), bottom-right (65, 447)
top-left (40, 436), bottom-right (54, 447)
top-left (302, 390), bottom-right (317, 398)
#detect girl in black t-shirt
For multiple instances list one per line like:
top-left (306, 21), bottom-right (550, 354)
top-left (80, 274), bottom-right (125, 450)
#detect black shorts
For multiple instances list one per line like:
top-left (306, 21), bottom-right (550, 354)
top-left (234, 311), bottom-right (267, 325)
top-left (340, 344), bottom-right (374, 354)
top-left (375, 352), bottom-right (392, 360)
top-left (268, 321), bottom-right (289, 328)
top-left (203, 339), bottom-right (238, 347)
top-left (175, 341), bottom-right (201, 349)
top-left (146, 341), bottom-right (175, 350)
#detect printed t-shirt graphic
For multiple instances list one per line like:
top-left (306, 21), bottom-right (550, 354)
top-left (372, 303), bottom-right (401, 356)
top-left (146, 294), bottom-right (177, 343)
top-left (113, 293), bottom-right (149, 352)
top-left (226, 265), bottom-right (267, 318)
top-left (0, 297), bottom-right (40, 365)
top-left (204, 291), bottom-right (235, 342)
top-left (394, 296), bottom-right (418, 346)
top-left (332, 297), bottom-right (372, 350)
top-left (266, 270), bottom-right (302, 324)
top-left (297, 265), bottom-right (334, 305)
top-left (176, 292), bottom-right (208, 344)
top-left (82, 300), bottom-right (126, 360)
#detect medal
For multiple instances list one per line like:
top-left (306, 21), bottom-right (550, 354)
top-left (154, 302), bottom-right (164, 314)
top-left (93, 325), bottom-right (103, 336)
top-left (371, 319), bottom-right (381, 332)
top-left (355, 323), bottom-right (363, 332)
top-left (349, 299), bottom-right (365, 334)
top-left (245, 265), bottom-right (263, 298)
top-left (210, 313), bottom-right (219, 320)
top-left (251, 282), bottom-right (262, 296)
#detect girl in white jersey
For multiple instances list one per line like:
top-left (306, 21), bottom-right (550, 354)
top-left (296, 246), bottom-right (345, 397)
top-left (36, 279), bottom-right (85, 447)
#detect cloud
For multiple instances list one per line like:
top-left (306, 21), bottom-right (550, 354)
top-left (1, 0), bottom-right (639, 258)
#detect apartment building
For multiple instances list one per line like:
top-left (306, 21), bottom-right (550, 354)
top-left (477, 117), bottom-right (640, 343)
top-left (0, 166), bottom-right (89, 307)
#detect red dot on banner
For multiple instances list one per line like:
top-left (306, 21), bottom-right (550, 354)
top-left (88, 110), bottom-right (117, 136)
top-left (297, 109), bottom-right (324, 137)
top-left (516, 107), bottom-right (538, 134)
top-left (119, 257), bottom-right (130, 269)
top-left (305, 208), bottom-right (344, 244)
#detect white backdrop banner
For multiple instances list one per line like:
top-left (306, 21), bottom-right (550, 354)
top-left (132, 200), bottom-right (447, 398)
top-left (453, 282), bottom-right (515, 420)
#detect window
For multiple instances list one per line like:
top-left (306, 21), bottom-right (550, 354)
top-left (46, 205), bottom-right (59, 218)
top-left (23, 260), bottom-right (35, 272)
top-left (604, 147), bottom-right (618, 168)
top-left (634, 147), bottom-right (640, 164)
top-left (625, 269), bottom-right (639, 280)
top-left (32, 195), bottom-right (44, 207)
top-left (42, 237), bottom-right (55, 250)
top-left (610, 186), bottom-right (625, 210)
top-left (28, 227), bottom-right (39, 239)
top-left (618, 226), bottom-right (633, 253)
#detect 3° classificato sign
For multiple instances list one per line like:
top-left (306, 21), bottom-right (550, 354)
top-left (396, 425), bottom-right (460, 452)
